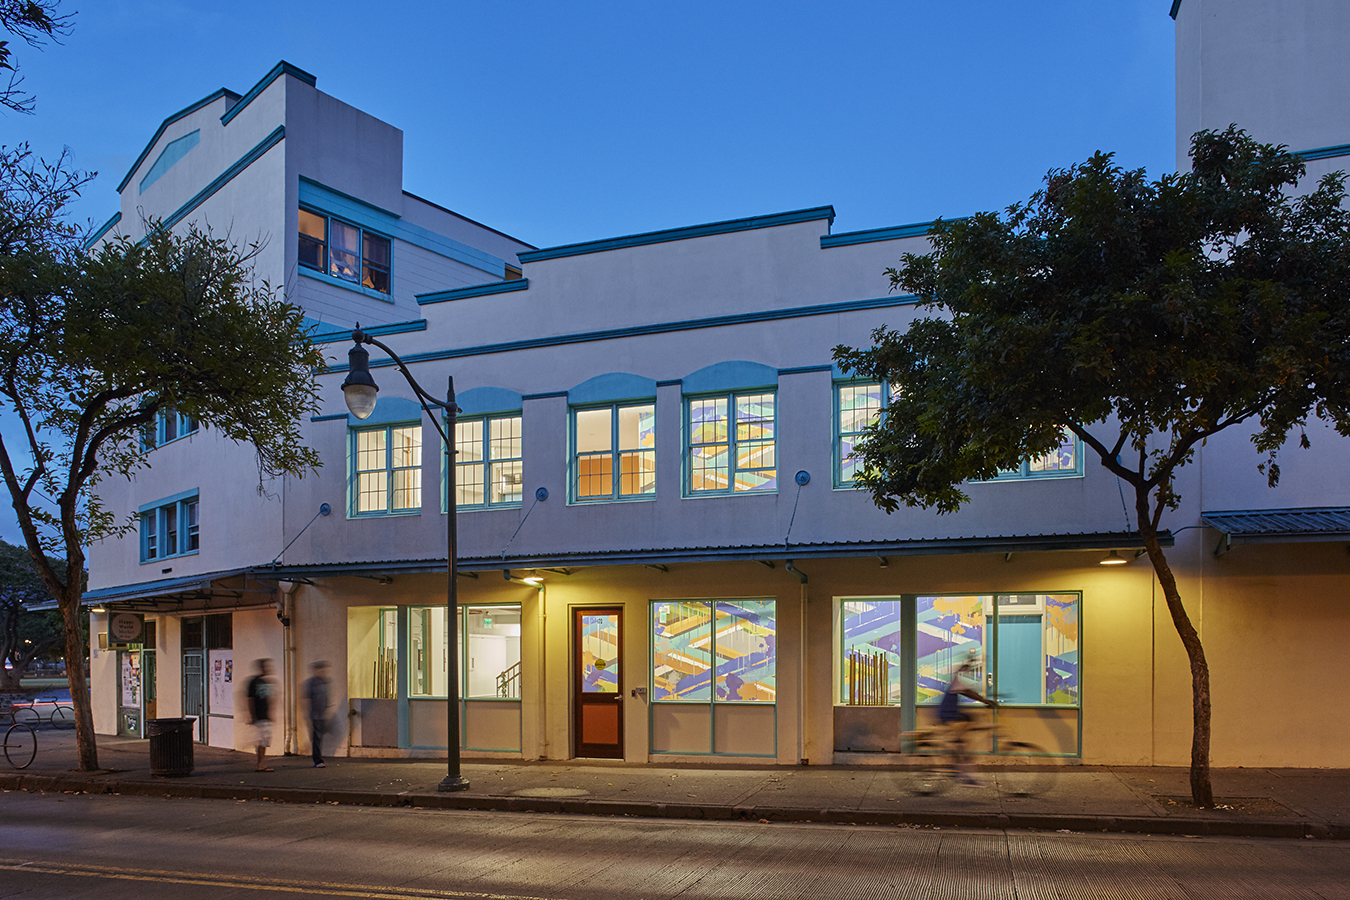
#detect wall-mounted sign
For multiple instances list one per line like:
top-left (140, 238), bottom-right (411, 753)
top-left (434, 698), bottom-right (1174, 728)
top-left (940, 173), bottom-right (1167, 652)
top-left (109, 612), bottom-right (144, 644)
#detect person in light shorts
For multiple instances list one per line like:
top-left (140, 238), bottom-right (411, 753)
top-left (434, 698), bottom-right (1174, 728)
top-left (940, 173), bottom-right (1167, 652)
top-left (245, 659), bottom-right (275, 772)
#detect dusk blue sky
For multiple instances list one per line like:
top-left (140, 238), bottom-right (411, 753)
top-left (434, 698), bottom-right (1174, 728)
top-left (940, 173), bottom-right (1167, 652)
top-left (1, 1), bottom-right (1177, 547)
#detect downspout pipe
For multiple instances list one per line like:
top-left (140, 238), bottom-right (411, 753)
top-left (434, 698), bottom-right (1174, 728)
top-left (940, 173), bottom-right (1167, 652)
top-left (785, 560), bottom-right (808, 583)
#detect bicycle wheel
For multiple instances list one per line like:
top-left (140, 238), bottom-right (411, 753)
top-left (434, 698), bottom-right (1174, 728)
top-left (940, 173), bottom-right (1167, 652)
top-left (50, 705), bottom-right (75, 730)
top-left (909, 742), bottom-right (954, 796)
top-left (11, 706), bottom-right (40, 728)
top-left (996, 741), bottom-right (1058, 797)
top-left (4, 723), bottom-right (36, 769)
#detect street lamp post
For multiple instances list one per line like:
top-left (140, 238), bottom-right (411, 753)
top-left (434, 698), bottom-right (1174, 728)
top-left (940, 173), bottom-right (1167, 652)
top-left (341, 327), bottom-right (469, 792)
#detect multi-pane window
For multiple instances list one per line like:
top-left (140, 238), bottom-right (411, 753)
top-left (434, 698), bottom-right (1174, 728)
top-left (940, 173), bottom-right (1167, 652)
top-left (408, 604), bottom-right (523, 699)
top-left (140, 494), bottom-right (199, 562)
top-left (986, 429), bottom-right (1083, 480)
top-left (838, 593), bottom-right (1080, 708)
top-left (652, 599), bottom-right (776, 701)
top-left (455, 414), bottom-right (523, 508)
top-left (573, 404), bottom-right (656, 500)
top-left (352, 425), bottom-right (422, 515)
top-left (142, 410), bottom-right (199, 450)
top-left (836, 382), bottom-right (884, 485)
top-left (298, 208), bottom-right (392, 294)
top-left (687, 392), bottom-right (776, 494)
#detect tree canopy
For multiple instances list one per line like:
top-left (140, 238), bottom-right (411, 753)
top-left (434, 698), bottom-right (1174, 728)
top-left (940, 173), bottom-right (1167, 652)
top-left (834, 127), bottom-right (1350, 806)
top-left (0, 144), bottom-right (324, 769)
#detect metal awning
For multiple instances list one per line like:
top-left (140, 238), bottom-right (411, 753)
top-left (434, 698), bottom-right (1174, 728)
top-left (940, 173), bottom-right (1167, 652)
top-left (1201, 507), bottom-right (1350, 555)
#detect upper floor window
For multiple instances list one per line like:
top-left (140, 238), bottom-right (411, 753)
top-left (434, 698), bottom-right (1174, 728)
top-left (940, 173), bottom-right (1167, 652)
top-left (299, 208), bottom-right (392, 294)
top-left (982, 429), bottom-right (1084, 481)
top-left (687, 392), bottom-right (776, 494)
top-left (836, 382), bottom-right (885, 486)
top-left (142, 409), bottom-right (198, 451)
top-left (352, 424), bottom-right (421, 515)
top-left (455, 414), bottom-right (523, 509)
top-left (140, 492), bottom-right (199, 562)
top-left (573, 403), bottom-right (656, 501)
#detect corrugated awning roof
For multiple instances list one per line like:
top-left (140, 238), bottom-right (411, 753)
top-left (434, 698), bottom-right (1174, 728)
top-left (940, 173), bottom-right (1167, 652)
top-left (1201, 507), bottom-right (1350, 553)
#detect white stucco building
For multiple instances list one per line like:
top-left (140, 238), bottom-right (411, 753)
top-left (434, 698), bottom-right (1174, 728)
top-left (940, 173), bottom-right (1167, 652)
top-left (86, 2), bottom-right (1350, 770)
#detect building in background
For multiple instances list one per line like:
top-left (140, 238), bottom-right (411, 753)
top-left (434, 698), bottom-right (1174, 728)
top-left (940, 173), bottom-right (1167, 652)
top-left (86, 2), bottom-right (1350, 769)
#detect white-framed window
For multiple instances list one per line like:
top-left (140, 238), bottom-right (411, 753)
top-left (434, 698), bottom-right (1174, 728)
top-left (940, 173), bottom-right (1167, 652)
top-left (141, 410), bottom-right (198, 450)
top-left (408, 604), bottom-right (523, 700)
top-left (454, 414), bottom-right (523, 509)
top-left (140, 492), bottom-right (199, 562)
top-left (573, 403), bottom-right (656, 501)
top-left (686, 392), bottom-right (776, 494)
top-left (298, 207), bottom-right (392, 294)
top-left (351, 424), bottom-right (422, 515)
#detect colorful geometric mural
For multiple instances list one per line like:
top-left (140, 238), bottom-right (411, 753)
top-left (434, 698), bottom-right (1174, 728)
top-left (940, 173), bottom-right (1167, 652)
top-left (653, 600), bottom-right (775, 701)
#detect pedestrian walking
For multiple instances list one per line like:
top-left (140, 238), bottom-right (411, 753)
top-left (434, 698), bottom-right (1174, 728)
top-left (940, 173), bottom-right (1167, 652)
top-left (304, 660), bottom-right (331, 768)
top-left (246, 658), bottom-right (275, 772)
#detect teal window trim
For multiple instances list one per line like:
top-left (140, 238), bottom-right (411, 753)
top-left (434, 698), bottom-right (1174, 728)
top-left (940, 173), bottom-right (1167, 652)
top-left (298, 266), bottom-right (396, 304)
top-left (448, 412), bottom-right (524, 512)
top-left (299, 205), bottom-right (393, 297)
top-left (138, 491), bottom-right (200, 563)
top-left (684, 390), bottom-right (777, 496)
top-left (571, 402), bottom-right (657, 503)
top-left (833, 380), bottom-right (888, 489)
top-left (976, 430), bottom-right (1085, 482)
top-left (406, 603), bottom-right (524, 701)
top-left (139, 129), bottom-right (200, 195)
top-left (142, 410), bottom-right (200, 451)
top-left (348, 422), bottom-right (423, 517)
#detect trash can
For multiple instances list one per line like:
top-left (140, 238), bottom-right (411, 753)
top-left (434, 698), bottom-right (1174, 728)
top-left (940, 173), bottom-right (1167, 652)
top-left (146, 717), bottom-right (196, 777)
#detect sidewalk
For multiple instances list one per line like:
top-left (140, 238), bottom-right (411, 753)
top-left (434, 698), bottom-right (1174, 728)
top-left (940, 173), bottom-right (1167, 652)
top-left (3, 729), bottom-right (1347, 840)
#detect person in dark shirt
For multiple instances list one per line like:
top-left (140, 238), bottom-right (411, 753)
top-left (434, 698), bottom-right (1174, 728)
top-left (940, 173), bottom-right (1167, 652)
top-left (303, 660), bottom-right (331, 768)
top-left (938, 654), bottom-right (997, 785)
top-left (245, 658), bottom-right (275, 772)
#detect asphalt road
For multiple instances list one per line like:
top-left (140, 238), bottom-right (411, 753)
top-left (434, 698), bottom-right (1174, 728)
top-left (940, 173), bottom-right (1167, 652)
top-left (2, 792), bottom-right (1349, 899)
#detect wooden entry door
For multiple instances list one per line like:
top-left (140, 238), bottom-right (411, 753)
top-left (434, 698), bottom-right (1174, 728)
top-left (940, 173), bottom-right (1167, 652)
top-left (573, 607), bottom-right (623, 758)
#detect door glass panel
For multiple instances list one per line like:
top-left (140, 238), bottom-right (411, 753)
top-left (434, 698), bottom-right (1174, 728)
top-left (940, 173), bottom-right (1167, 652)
top-left (580, 613), bottom-right (619, 693)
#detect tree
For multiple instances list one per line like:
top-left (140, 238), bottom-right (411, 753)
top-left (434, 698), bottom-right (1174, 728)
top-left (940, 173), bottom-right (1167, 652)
top-left (0, 0), bottom-right (72, 114)
top-left (0, 538), bottom-right (62, 691)
top-left (0, 145), bottom-right (324, 770)
top-left (833, 128), bottom-right (1350, 807)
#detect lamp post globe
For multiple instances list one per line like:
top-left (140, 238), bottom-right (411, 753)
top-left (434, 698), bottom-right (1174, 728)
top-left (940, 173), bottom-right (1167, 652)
top-left (341, 336), bottom-right (379, 419)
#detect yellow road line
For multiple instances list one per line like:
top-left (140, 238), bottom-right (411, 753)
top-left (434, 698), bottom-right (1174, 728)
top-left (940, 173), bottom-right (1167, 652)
top-left (0, 858), bottom-right (559, 900)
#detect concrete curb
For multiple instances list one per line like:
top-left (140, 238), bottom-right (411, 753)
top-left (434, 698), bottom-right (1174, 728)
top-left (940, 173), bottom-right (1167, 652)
top-left (1, 773), bottom-right (1344, 840)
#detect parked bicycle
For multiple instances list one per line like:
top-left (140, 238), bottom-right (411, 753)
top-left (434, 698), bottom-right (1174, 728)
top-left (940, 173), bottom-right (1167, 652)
top-left (3, 722), bottom-right (36, 769)
top-left (5, 697), bottom-right (74, 730)
top-left (906, 709), bottom-right (1060, 797)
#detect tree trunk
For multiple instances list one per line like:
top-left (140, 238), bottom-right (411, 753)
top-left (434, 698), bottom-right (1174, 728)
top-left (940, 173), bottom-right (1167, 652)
top-left (59, 583), bottom-right (98, 771)
top-left (1137, 493), bottom-right (1214, 807)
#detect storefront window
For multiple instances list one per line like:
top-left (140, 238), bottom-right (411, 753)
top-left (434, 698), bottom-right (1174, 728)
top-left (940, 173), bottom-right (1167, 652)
top-left (839, 593), bottom-right (1079, 707)
top-left (409, 604), bottom-right (522, 700)
top-left (653, 599), bottom-right (775, 702)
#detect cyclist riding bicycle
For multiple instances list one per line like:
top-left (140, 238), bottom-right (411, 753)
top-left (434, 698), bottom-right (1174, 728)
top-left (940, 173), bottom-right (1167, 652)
top-left (937, 654), bottom-right (998, 785)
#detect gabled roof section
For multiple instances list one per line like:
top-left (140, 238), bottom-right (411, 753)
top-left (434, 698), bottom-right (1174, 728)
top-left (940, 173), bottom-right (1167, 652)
top-left (1202, 507), bottom-right (1350, 545)
top-left (117, 88), bottom-right (241, 193)
top-left (220, 60), bottom-right (316, 127)
top-left (518, 206), bottom-right (836, 263)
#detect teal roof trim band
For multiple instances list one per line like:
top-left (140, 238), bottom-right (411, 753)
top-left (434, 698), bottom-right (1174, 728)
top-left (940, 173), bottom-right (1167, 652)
top-left (518, 206), bottom-right (837, 263)
top-left (779, 365), bottom-right (833, 376)
top-left (140, 129), bottom-right (200, 195)
top-left (310, 319), bottom-right (427, 344)
top-left (84, 211), bottom-right (121, 250)
top-left (117, 88), bottom-right (241, 193)
top-left (325, 294), bottom-right (921, 374)
top-left (158, 126), bottom-right (285, 233)
top-left (310, 413), bottom-right (347, 422)
top-left (1297, 143), bottom-right (1350, 162)
top-left (300, 177), bottom-right (506, 278)
top-left (821, 220), bottom-right (936, 248)
top-left (1169, 0), bottom-right (1182, 19)
top-left (417, 279), bottom-right (529, 305)
top-left (221, 60), bottom-right (316, 127)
